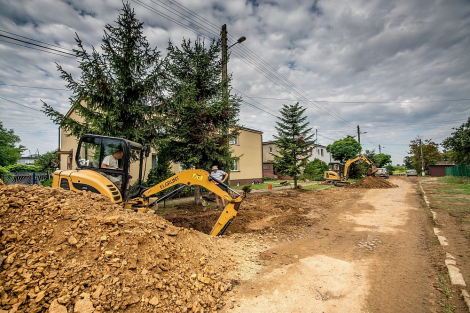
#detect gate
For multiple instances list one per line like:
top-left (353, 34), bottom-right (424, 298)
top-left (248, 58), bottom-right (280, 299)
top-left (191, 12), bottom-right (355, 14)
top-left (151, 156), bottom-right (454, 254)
top-left (0, 172), bottom-right (50, 185)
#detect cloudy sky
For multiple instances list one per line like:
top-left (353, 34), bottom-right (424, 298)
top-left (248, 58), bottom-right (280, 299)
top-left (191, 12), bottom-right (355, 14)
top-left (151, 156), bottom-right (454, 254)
top-left (1, 0), bottom-right (469, 165)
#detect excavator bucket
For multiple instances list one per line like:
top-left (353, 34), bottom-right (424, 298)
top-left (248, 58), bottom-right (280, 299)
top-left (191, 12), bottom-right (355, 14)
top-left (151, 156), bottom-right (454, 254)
top-left (366, 165), bottom-right (379, 176)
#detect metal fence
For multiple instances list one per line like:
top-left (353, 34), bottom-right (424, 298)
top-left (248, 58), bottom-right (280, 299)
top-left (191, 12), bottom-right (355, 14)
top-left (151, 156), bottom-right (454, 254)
top-left (446, 164), bottom-right (470, 178)
top-left (0, 172), bottom-right (51, 185)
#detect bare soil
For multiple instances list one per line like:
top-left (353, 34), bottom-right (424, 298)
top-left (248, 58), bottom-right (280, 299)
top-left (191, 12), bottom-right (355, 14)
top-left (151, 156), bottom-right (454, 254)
top-left (346, 176), bottom-right (398, 189)
top-left (211, 177), bottom-right (442, 313)
top-left (0, 177), bottom-right (459, 312)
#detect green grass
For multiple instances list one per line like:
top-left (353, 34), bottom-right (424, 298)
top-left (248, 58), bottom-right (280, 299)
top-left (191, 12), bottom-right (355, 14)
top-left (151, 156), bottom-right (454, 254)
top-left (429, 196), bottom-right (470, 203)
top-left (231, 180), bottom-right (322, 190)
top-left (300, 184), bottom-right (333, 191)
top-left (438, 273), bottom-right (456, 313)
top-left (438, 176), bottom-right (470, 184)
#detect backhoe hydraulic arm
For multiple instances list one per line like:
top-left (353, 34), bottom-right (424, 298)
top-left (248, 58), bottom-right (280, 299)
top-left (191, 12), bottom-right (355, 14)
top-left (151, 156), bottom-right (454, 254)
top-left (141, 169), bottom-right (242, 236)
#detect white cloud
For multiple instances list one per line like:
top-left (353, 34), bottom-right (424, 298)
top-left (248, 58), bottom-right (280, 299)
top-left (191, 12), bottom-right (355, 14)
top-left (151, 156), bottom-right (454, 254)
top-left (0, 0), bottom-right (469, 164)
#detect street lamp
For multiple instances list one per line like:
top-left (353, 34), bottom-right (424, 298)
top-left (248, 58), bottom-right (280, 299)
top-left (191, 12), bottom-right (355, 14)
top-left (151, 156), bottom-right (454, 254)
top-left (228, 36), bottom-right (246, 49)
top-left (221, 24), bottom-right (246, 90)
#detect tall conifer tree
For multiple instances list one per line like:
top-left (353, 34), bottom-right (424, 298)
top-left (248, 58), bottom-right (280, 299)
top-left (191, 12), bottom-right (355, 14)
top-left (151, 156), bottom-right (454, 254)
top-left (272, 102), bottom-right (314, 188)
top-left (42, 3), bottom-right (166, 147)
top-left (163, 38), bottom-right (240, 204)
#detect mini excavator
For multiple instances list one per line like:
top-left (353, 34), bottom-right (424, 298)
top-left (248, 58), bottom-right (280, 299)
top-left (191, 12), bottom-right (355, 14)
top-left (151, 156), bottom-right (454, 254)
top-left (52, 134), bottom-right (242, 236)
top-left (323, 154), bottom-right (378, 187)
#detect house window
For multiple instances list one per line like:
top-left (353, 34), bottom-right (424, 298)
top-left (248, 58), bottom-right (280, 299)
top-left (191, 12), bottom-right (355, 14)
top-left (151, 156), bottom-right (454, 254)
top-left (230, 135), bottom-right (238, 145)
top-left (263, 164), bottom-right (271, 170)
top-left (321, 149), bottom-right (324, 156)
top-left (269, 147), bottom-right (272, 153)
top-left (178, 163), bottom-right (184, 172)
top-left (232, 160), bottom-right (239, 171)
top-left (151, 154), bottom-right (157, 169)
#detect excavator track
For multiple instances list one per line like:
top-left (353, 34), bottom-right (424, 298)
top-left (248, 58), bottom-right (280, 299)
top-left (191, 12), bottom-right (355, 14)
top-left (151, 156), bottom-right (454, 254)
top-left (333, 181), bottom-right (350, 187)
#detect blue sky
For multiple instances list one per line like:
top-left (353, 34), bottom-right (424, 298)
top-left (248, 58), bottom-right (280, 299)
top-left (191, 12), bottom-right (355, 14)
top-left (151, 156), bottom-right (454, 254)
top-left (1, 0), bottom-right (469, 164)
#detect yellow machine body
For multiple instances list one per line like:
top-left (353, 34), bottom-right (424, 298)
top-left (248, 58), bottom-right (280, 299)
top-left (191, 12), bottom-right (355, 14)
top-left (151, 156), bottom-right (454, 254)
top-left (53, 169), bottom-right (124, 203)
top-left (52, 168), bottom-right (241, 236)
top-left (323, 154), bottom-right (378, 184)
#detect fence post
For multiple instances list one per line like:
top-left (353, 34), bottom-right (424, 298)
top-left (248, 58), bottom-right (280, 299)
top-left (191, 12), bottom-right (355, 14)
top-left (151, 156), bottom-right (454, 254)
top-left (33, 172), bottom-right (36, 185)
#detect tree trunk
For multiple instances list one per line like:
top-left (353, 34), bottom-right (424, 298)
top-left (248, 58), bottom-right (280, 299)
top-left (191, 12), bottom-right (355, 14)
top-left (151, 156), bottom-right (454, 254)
top-left (294, 175), bottom-right (297, 188)
top-left (194, 185), bottom-right (202, 205)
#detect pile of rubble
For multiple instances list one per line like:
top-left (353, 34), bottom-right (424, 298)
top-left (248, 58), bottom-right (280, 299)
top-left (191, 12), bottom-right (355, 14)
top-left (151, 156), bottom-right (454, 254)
top-left (0, 182), bottom-right (235, 313)
top-left (346, 176), bottom-right (398, 189)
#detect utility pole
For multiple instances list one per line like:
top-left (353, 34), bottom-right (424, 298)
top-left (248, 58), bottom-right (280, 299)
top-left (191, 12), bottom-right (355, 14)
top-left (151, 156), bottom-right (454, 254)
top-left (379, 144), bottom-right (381, 154)
top-left (420, 138), bottom-right (425, 176)
top-left (316, 129), bottom-right (318, 143)
top-left (357, 125), bottom-right (360, 144)
top-left (221, 24), bottom-right (228, 98)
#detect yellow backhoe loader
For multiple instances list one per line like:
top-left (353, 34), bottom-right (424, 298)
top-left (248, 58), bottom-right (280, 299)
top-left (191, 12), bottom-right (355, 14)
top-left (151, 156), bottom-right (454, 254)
top-left (323, 154), bottom-right (378, 186)
top-left (52, 134), bottom-right (242, 236)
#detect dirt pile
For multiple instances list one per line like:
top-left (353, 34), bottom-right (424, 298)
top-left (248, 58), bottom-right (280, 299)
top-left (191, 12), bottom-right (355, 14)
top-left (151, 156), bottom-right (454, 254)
top-left (346, 176), bottom-right (398, 189)
top-left (0, 184), bottom-right (235, 313)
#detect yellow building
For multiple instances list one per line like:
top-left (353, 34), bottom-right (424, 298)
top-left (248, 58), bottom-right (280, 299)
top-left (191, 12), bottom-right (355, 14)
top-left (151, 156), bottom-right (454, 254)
top-left (56, 107), bottom-right (263, 186)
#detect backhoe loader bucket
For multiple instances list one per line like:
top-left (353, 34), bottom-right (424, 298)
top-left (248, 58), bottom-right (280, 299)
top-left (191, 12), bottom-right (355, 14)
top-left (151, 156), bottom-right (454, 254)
top-left (366, 165), bottom-right (379, 176)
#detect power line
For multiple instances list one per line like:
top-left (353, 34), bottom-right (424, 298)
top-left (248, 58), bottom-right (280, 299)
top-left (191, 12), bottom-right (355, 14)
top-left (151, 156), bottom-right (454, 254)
top-left (244, 96), bottom-right (470, 103)
top-left (132, 0), bottom-right (211, 39)
top-left (0, 96), bottom-right (43, 112)
top-left (0, 34), bottom-right (76, 56)
top-left (0, 83), bottom-right (69, 91)
top-left (0, 39), bottom-right (77, 59)
top-left (133, 0), bottom-right (356, 130)
top-left (0, 29), bottom-right (75, 52)
top-left (233, 87), bottom-right (279, 115)
top-left (364, 118), bottom-right (468, 129)
top-left (240, 100), bottom-right (280, 118)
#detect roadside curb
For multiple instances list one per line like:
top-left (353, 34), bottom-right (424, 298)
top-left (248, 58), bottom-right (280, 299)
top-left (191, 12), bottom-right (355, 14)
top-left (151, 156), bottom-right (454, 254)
top-left (420, 181), bottom-right (470, 311)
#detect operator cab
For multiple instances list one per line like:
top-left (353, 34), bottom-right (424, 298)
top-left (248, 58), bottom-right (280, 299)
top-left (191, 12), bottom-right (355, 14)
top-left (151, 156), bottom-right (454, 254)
top-left (328, 162), bottom-right (344, 178)
top-left (75, 134), bottom-right (149, 200)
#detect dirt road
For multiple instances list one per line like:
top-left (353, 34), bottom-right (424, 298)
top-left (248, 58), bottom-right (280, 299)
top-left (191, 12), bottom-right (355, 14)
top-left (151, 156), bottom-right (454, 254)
top-left (222, 177), bottom-right (440, 313)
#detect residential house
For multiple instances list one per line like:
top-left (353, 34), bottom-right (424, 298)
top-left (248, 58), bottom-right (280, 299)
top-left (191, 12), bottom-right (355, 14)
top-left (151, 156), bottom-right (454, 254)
top-left (55, 106), bottom-right (263, 186)
top-left (17, 154), bottom-right (40, 165)
top-left (262, 141), bottom-right (335, 177)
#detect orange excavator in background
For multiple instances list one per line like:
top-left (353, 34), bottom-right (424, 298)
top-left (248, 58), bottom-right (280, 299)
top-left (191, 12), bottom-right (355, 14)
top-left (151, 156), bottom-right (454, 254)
top-left (52, 134), bottom-right (242, 236)
top-left (323, 154), bottom-right (378, 186)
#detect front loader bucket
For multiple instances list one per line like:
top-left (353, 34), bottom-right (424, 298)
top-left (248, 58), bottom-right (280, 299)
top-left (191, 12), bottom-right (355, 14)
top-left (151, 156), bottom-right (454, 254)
top-left (366, 165), bottom-right (379, 176)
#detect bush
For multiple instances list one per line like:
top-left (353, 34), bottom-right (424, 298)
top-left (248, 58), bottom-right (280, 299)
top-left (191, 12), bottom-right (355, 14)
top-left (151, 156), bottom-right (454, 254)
top-left (385, 165), bottom-right (395, 175)
top-left (304, 159), bottom-right (329, 180)
top-left (242, 185), bottom-right (252, 195)
top-left (42, 178), bottom-right (53, 187)
top-left (6, 164), bottom-right (42, 172)
top-left (0, 166), bottom-right (9, 174)
top-left (263, 176), bottom-right (277, 181)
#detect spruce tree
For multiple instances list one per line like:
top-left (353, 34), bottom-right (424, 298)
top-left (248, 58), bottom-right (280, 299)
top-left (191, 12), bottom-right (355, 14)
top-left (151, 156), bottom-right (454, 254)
top-left (42, 3), bottom-right (166, 147)
top-left (163, 38), bottom-right (241, 204)
top-left (272, 102), bottom-right (314, 188)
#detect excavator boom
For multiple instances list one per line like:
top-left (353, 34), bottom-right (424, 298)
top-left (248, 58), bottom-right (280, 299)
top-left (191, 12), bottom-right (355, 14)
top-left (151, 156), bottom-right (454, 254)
top-left (141, 169), bottom-right (242, 236)
top-left (324, 154), bottom-right (378, 184)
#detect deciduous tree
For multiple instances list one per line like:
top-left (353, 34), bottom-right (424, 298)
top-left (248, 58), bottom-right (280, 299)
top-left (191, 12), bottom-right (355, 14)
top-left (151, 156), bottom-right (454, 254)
top-left (403, 156), bottom-right (413, 169)
top-left (409, 137), bottom-right (442, 174)
top-left (374, 153), bottom-right (392, 168)
top-left (34, 150), bottom-right (59, 172)
top-left (0, 122), bottom-right (25, 166)
top-left (442, 117), bottom-right (470, 164)
top-left (326, 136), bottom-right (361, 163)
top-left (272, 103), bottom-right (314, 188)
